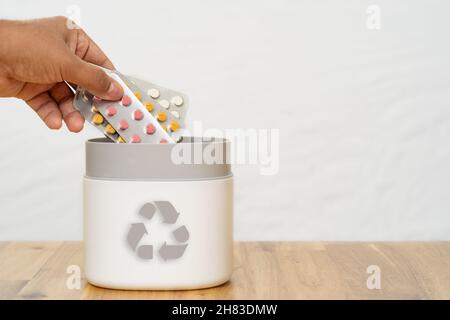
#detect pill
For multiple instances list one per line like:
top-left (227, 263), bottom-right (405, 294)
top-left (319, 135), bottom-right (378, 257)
top-left (169, 120), bottom-right (180, 132)
top-left (121, 95), bottom-right (132, 106)
top-left (134, 91), bottom-right (142, 101)
top-left (105, 124), bottom-right (116, 135)
top-left (157, 111), bottom-right (167, 122)
top-left (145, 102), bottom-right (154, 112)
top-left (133, 110), bottom-right (144, 121)
top-left (145, 123), bottom-right (156, 135)
top-left (131, 135), bottom-right (141, 143)
top-left (171, 96), bottom-right (184, 107)
top-left (170, 110), bottom-right (180, 119)
top-left (106, 105), bottom-right (117, 117)
top-left (91, 105), bottom-right (99, 113)
top-left (118, 136), bottom-right (126, 143)
top-left (118, 120), bottom-right (129, 130)
top-left (148, 88), bottom-right (160, 99)
top-left (91, 113), bottom-right (104, 125)
top-left (159, 99), bottom-right (170, 109)
top-left (160, 139), bottom-right (168, 144)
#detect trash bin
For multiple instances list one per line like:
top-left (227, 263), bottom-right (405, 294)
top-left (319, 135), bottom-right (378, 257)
top-left (83, 137), bottom-right (233, 290)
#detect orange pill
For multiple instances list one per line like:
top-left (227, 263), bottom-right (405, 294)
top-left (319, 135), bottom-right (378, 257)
top-left (169, 120), bottom-right (180, 132)
top-left (91, 113), bottom-right (104, 125)
top-left (105, 124), bottom-right (116, 135)
top-left (145, 102), bottom-right (154, 112)
top-left (157, 111), bottom-right (167, 122)
top-left (134, 91), bottom-right (142, 101)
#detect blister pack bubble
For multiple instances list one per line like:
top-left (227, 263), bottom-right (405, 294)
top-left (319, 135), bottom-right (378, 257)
top-left (74, 69), bottom-right (188, 144)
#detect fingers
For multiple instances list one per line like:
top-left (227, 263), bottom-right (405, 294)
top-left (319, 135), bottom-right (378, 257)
top-left (74, 30), bottom-right (115, 70)
top-left (63, 56), bottom-right (123, 101)
top-left (83, 39), bottom-right (114, 69)
top-left (26, 92), bottom-right (62, 130)
top-left (49, 82), bottom-right (84, 133)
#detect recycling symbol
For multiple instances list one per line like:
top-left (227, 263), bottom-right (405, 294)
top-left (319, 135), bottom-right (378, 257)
top-left (126, 201), bottom-right (189, 261)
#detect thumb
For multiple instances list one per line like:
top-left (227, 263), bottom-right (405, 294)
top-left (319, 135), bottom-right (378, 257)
top-left (63, 58), bottom-right (123, 100)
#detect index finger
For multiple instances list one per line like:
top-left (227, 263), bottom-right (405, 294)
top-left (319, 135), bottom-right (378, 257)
top-left (75, 30), bottom-right (115, 69)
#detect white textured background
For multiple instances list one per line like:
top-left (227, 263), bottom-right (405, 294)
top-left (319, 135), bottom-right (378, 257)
top-left (0, 0), bottom-right (449, 240)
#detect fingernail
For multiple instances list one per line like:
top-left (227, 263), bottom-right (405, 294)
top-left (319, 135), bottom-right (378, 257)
top-left (107, 82), bottom-right (123, 100)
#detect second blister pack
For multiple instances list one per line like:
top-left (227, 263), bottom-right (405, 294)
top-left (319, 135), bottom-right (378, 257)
top-left (74, 69), bottom-right (189, 144)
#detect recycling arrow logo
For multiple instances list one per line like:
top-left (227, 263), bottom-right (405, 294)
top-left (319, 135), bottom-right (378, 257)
top-left (126, 201), bottom-right (189, 261)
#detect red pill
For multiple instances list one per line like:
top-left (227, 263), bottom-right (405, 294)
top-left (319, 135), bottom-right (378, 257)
top-left (160, 139), bottom-right (168, 144)
top-left (118, 120), bottom-right (129, 130)
top-left (131, 135), bottom-right (141, 143)
top-left (121, 95), bottom-right (132, 106)
top-left (145, 123), bottom-right (156, 135)
top-left (133, 110), bottom-right (144, 121)
top-left (106, 105), bottom-right (117, 117)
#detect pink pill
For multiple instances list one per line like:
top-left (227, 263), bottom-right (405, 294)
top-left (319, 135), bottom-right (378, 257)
top-left (131, 135), bottom-right (141, 143)
top-left (145, 123), bottom-right (156, 135)
top-left (160, 139), bottom-right (168, 144)
top-left (121, 95), bottom-right (132, 106)
top-left (118, 120), bottom-right (129, 130)
top-left (106, 105), bottom-right (117, 117)
top-left (133, 110), bottom-right (144, 121)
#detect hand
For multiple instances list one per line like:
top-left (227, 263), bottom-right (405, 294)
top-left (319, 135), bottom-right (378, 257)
top-left (0, 16), bottom-right (124, 132)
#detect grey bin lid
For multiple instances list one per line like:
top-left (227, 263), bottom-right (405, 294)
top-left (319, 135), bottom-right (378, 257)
top-left (85, 137), bottom-right (232, 181)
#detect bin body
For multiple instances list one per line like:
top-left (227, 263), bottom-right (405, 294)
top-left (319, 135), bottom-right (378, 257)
top-left (84, 137), bottom-right (233, 290)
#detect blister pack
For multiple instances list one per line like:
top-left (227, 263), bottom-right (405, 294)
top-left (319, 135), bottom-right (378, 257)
top-left (124, 74), bottom-right (189, 128)
top-left (74, 69), bottom-right (188, 144)
top-left (75, 92), bottom-right (125, 142)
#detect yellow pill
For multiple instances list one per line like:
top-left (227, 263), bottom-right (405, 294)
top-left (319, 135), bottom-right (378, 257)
top-left (169, 120), bottom-right (180, 132)
top-left (105, 124), bottom-right (116, 135)
top-left (134, 91), bottom-right (142, 101)
top-left (145, 102), bottom-right (154, 112)
top-left (118, 136), bottom-right (126, 143)
top-left (92, 113), bottom-right (104, 125)
top-left (157, 111), bottom-right (167, 122)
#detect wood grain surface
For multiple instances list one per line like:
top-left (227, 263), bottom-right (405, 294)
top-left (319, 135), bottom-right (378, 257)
top-left (0, 241), bottom-right (449, 299)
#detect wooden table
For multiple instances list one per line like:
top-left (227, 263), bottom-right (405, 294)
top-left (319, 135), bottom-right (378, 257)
top-left (0, 241), bottom-right (449, 299)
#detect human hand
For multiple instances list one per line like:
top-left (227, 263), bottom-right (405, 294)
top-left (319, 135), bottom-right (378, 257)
top-left (0, 16), bottom-right (123, 132)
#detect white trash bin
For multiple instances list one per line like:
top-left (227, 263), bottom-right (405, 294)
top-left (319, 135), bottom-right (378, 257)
top-left (83, 137), bottom-right (233, 290)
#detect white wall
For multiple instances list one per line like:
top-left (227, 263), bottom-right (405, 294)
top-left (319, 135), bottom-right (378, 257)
top-left (0, 0), bottom-right (449, 240)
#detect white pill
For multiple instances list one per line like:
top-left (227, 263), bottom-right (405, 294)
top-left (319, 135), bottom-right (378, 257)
top-left (171, 96), bottom-right (184, 107)
top-left (147, 88), bottom-right (160, 99)
top-left (171, 110), bottom-right (180, 119)
top-left (159, 99), bottom-right (170, 109)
